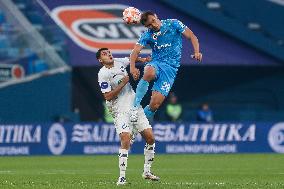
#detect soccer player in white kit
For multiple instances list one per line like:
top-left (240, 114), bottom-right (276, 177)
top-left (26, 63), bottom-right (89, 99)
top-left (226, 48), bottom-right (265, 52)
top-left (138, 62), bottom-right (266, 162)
top-left (96, 48), bottom-right (160, 185)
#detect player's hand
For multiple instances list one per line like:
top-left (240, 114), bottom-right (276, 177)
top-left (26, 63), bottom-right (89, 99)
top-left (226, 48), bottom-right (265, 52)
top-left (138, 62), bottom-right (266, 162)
top-left (191, 52), bottom-right (203, 62)
top-left (130, 67), bottom-right (140, 80)
top-left (122, 75), bottom-right (130, 84)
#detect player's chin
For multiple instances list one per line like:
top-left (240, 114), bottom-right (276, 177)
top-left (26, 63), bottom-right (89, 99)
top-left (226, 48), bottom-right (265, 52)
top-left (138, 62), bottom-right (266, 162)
top-left (153, 27), bottom-right (160, 31)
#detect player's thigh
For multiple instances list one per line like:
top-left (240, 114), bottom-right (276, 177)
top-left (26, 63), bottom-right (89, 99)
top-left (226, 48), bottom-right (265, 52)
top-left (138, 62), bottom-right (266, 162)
top-left (114, 113), bottom-right (131, 135)
top-left (136, 108), bottom-right (152, 133)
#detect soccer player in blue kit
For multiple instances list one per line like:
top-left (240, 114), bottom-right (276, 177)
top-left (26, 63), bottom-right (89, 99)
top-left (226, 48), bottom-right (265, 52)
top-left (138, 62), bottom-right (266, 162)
top-left (129, 11), bottom-right (202, 121)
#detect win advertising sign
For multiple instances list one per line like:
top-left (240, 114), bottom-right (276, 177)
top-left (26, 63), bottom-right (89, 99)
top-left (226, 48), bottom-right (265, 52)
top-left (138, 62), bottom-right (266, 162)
top-left (51, 4), bottom-right (150, 54)
top-left (40, 0), bottom-right (279, 66)
top-left (0, 122), bottom-right (283, 156)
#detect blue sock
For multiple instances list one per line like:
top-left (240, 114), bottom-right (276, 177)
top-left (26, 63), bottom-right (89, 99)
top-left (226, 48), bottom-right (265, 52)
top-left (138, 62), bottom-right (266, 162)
top-left (144, 105), bottom-right (156, 120)
top-left (134, 79), bottom-right (149, 107)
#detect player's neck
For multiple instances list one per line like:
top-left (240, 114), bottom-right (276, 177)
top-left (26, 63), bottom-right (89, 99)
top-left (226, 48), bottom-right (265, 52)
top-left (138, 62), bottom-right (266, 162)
top-left (104, 62), bottom-right (114, 69)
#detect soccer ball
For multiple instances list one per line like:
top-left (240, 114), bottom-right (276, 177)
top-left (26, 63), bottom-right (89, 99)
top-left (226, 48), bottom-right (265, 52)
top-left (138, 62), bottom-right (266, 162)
top-left (122, 7), bottom-right (141, 24)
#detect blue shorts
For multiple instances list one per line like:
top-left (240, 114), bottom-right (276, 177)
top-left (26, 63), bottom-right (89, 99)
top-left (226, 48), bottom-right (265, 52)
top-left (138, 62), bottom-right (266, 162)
top-left (146, 60), bottom-right (178, 97)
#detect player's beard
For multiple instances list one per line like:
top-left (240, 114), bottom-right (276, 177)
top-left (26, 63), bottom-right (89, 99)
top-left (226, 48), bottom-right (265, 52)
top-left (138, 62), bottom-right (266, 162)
top-left (105, 60), bottom-right (114, 67)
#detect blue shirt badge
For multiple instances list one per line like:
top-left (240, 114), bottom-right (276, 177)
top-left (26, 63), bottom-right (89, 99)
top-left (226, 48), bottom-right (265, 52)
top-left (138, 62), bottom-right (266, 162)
top-left (100, 82), bottom-right (109, 89)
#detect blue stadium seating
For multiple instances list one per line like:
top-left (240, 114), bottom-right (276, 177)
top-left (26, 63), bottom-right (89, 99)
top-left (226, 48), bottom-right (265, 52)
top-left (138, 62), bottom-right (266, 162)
top-left (11, 0), bottom-right (68, 63)
top-left (214, 0), bottom-right (284, 40)
top-left (160, 0), bottom-right (284, 63)
top-left (0, 4), bottom-right (51, 76)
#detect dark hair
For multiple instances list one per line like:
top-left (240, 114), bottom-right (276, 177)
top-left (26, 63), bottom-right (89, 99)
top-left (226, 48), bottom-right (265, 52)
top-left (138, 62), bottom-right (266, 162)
top-left (96, 47), bottom-right (109, 59)
top-left (140, 11), bottom-right (156, 25)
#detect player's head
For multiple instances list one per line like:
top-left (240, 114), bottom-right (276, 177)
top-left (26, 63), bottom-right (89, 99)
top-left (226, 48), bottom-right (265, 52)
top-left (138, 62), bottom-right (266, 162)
top-left (140, 11), bottom-right (161, 31)
top-left (169, 92), bottom-right (178, 104)
top-left (202, 103), bottom-right (209, 111)
top-left (96, 47), bottom-right (114, 65)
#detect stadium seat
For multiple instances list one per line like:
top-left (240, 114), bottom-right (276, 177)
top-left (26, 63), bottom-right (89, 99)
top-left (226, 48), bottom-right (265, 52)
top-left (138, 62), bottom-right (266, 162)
top-left (33, 59), bottom-right (48, 73)
top-left (0, 10), bottom-right (6, 24)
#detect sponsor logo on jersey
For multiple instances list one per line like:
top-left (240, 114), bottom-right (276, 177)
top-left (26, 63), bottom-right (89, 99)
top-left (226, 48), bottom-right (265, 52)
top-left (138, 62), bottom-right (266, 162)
top-left (152, 31), bottom-right (161, 40)
top-left (118, 79), bottom-right (122, 85)
top-left (154, 42), bottom-right (172, 50)
top-left (121, 123), bottom-right (128, 129)
top-left (51, 4), bottom-right (151, 54)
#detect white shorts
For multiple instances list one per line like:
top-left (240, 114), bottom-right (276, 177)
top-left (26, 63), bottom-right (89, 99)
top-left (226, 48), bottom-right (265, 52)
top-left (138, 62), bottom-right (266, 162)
top-left (114, 107), bottom-right (151, 135)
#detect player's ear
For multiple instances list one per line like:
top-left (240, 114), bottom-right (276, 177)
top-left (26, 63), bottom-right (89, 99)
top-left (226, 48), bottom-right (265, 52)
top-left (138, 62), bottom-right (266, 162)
top-left (98, 59), bottom-right (103, 63)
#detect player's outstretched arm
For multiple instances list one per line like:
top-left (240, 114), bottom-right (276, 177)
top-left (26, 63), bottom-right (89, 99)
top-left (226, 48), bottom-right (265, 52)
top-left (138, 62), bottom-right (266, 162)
top-left (130, 44), bottom-right (144, 80)
top-left (103, 76), bottom-right (129, 101)
top-left (182, 28), bottom-right (202, 62)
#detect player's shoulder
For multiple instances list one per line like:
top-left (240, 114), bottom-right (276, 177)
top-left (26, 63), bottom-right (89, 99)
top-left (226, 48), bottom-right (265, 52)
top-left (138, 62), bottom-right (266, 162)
top-left (161, 19), bottom-right (177, 28)
top-left (164, 19), bottom-right (187, 31)
top-left (163, 19), bottom-right (181, 25)
top-left (140, 28), bottom-right (152, 37)
top-left (98, 66), bottom-right (110, 78)
top-left (163, 18), bottom-right (178, 23)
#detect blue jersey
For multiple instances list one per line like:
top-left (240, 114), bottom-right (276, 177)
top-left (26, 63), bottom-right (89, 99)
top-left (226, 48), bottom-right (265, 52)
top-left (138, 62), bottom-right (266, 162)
top-left (137, 19), bottom-right (187, 67)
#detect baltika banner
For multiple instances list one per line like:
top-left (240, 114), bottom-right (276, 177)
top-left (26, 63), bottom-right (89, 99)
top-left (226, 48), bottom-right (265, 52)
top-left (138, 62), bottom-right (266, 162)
top-left (0, 122), bottom-right (284, 156)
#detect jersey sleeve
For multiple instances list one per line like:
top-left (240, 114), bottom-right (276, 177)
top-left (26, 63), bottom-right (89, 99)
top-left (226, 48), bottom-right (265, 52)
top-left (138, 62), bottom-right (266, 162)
top-left (172, 19), bottom-right (187, 33)
top-left (136, 31), bottom-right (149, 47)
top-left (114, 57), bottom-right (130, 67)
top-left (98, 70), bottom-right (111, 93)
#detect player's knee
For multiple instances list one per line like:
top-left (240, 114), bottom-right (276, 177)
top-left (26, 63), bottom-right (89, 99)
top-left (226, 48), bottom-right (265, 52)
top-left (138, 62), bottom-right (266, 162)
top-left (150, 101), bottom-right (162, 111)
top-left (146, 134), bottom-right (155, 145)
top-left (120, 133), bottom-right (131, 149)
top-left (146, 137), bottom-right (155, 145)
top-left (143, 130), bottom-right (155, 145)
top-left (143, 67), bottom-right (156, 81)
top-left (143, 73), bottom-right (155, 81)
top-left (151, 103), bottom-right (160, 111)
top-left (121, 140), bottom-right (130, 150)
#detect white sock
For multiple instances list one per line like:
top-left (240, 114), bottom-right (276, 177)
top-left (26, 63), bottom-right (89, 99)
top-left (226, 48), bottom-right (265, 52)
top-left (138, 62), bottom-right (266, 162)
top-left (144, 143), bottom-right (155, 173)
top-left (118, 148), bottom-right (128, 178)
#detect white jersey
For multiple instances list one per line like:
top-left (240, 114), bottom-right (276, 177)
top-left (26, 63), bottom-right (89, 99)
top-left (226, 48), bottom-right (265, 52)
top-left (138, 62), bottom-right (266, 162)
top-left (98, 58), bottom-right (135, 117)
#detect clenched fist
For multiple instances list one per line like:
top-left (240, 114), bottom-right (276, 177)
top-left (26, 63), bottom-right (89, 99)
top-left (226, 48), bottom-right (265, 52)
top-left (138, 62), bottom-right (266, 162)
top-left (192, 52), bottom-right (203, 62)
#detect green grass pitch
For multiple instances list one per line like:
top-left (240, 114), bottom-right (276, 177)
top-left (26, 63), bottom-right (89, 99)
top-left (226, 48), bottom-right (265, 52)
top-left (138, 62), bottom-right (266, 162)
top-left (0, 154), bottom-right (284, 188)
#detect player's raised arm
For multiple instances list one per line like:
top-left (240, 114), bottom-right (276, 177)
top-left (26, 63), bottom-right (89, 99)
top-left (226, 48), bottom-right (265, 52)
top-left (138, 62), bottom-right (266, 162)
top-left (182, 27), bottom-right (202, 62)
top-left (103, 75), bottom-right (129, 101)
top-left (130, 44), bottom-right (144, 80)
